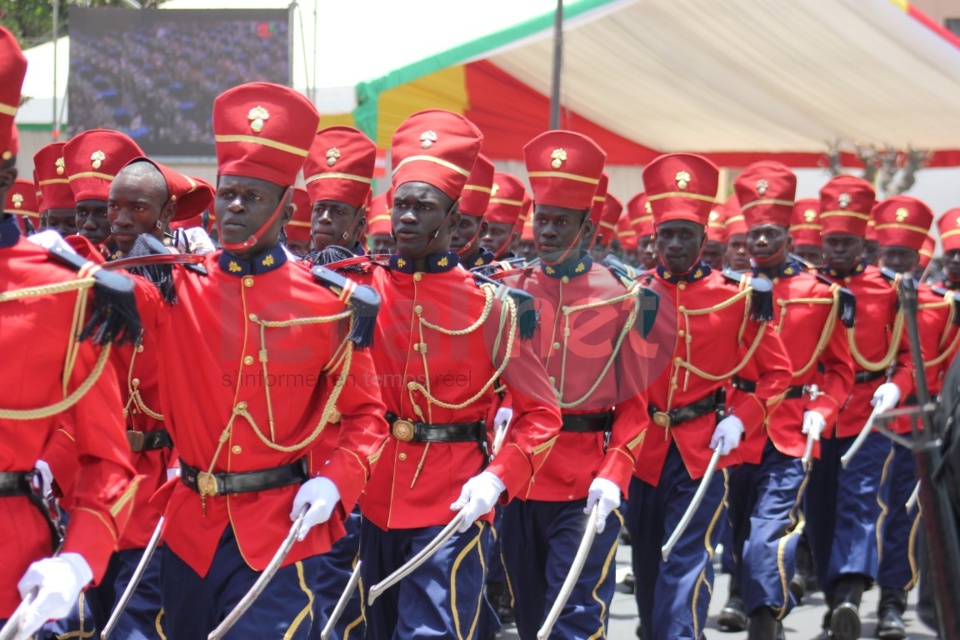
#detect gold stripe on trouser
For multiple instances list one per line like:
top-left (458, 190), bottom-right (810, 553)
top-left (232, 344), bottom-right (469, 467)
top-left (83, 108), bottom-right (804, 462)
top-left (875, 447), bottom-right (896, 561)
top-left (451, 522), bottom-right (485, 640)
top-left (775, 466), bottom-right (811, 619)
top-left (283, 561), bottom-right (314, 640)
top-left (156, 608), bottom-right (168, 640)
top-left (502, 546), bottom-right (516, 608)
top-left (55, 592), bottom-right (94, 639)
top-left (586, 509), bottom-right (624, 640)
top-left (905, 505), bottom-right (922, 591)
top-left (691, 471), bottom-right (728, 639)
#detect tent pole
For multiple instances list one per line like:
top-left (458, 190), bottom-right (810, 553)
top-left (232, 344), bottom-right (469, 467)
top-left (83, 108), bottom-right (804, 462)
top-left (52, 0), bottom-right (59, 139)
top-left (550, 0), bottom-right (563, 129)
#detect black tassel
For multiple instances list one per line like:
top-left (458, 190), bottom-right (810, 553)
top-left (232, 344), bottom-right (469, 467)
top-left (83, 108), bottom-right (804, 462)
top-left (507, 287), bottom-right (538, 341)
top-left (637, 286), bottom-right (659, 338)
top-left (80, 271), bottom-right (142, 347)
top-left (837, 287), bottom-right (857, 328)
top-left (748, 276), bottom-right (775, 323)
top-left (311, 265), bottom-right (380, 350)
top-left (125, 235), bottom-right (177, 304)
top-left (303, 245), bottom-right (357, 268)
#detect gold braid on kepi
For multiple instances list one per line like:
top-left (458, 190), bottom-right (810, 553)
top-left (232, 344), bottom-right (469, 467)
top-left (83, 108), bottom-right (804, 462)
top-left (39, 246), bottom-right (142, 346)
top-left (311, 265), bottom-right (381, 349)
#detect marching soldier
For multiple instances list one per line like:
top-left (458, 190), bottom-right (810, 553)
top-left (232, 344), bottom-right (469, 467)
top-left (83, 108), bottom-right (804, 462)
top-left (516, 209), bottom-right (537, 265)
top-left (939, 209), bottom-right (960, 292)
top-left (495, 130), bottom-right (654, 639)
top-left (789, 198), bottom-right (824, 268)
top-left (805, 176), bottom-right (913, 640)
top-left (344, 109), bottom-right (563, 639)
top-left (723, 195), bottom-right (751, 271)
top-left (62, 130), bottom-right (143, 251)
top-left (0, 25), bottom-right (138, 639)
top-left (34, 143), bottom-right (78, 237)
top-left (628, 192), bottom-right (657, 272)
top-left (127, 82), bottom-right (388, 639)
top-left (590, 189), bottom-right (622, 260)
top-left (449, 154), bottom-right (495, 268)
top-left (721, 162), bottom-right (855, 639)
top-left (700, 202), bottom-right (727, 270)
top-left (617, 209), bottom-right (639, 265)
top-left (283, 187), bottom-right (313, 257)
top-left (4, 178), bottom-right (39, 234)
top-left (366, 190), bottom-right (395, 255)
top-left (872, 196), bottom-right (943, 639)
top-left (481, 171), bottom-right (528, 262)
top-left (625, 153), bottom-right (792, 640)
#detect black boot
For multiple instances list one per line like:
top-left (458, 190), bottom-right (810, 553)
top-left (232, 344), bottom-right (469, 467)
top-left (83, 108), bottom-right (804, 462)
top-left (795, 536), bottom-right (819, 593)
top-left (718, 573), bottom-right (748, 632)
top-left (746, 607), bottom-right (779, 640)
top-left (830, 575), bottom-right (864, 640)
top-left (876, 588), bottom-right (907, 640)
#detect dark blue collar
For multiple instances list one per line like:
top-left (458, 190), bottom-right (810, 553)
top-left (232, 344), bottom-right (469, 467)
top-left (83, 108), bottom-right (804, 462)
top-left (217, 244), bottom-right (288, 277)
top-left (823, 260), bottom-right (867, 280)
top-left (464, 248), bottom-right (495, 269)
top-left (753, 260), bottom-right (804, 281)
top-left (540, 252), bottom-right (592, 279)
top-left (657, 261), bottom-right (711, 284)
top-left (388, 251), bottom-right (459, 274)
top-left (0, 214), bottom-right (21, 248)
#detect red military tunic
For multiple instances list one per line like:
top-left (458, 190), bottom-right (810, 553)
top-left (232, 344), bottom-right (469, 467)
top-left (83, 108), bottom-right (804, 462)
top-left (821, 263), bottom-right (913, 438)
top-left (354, 252), bottom-right (563, 530)
top-left (497, 255), bottom-right (650, 499)
top-left (635, 264), bottom-right (792, 486)
top-left (731, 263), bottom-right (854, 463)
top-left (0, 221), bottom-right (137, 617)
top-left (137, 244), bottom-right (388, 578)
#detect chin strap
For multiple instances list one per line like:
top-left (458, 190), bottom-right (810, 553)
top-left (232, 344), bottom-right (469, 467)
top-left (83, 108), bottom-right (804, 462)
top-left (220, 187), bottom-right (290, 253)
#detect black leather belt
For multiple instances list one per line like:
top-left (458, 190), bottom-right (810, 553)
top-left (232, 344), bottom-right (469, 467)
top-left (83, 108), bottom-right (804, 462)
top-left (731, 376), bottom-right (805, 399)
top-left (179, 458), bottom-right (309, 498)
top-left (0, 471), bottom-right (33, 497)
top-left (127, 429), bottom-right (173, 452)
top-left (648, 392), bottom-right (721, 429)
top-left (561, 412), bottom-right (613, 433)
top-left (854, 370), bottom-right (885, 384)
top-left (386, 413), bottom-right (485, 443)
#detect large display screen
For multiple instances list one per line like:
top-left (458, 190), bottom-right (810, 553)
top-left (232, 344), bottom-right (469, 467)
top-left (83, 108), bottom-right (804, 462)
top-left (68, 8), bottom-right (290, 157)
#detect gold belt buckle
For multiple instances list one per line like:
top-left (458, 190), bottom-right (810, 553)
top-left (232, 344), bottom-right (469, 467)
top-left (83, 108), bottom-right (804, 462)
top-left (652, 411), bottom-right (672, 428)
top-left (391, 419), bottom-right (415, 442)
top-left (196, 471), bottom-right (219, 498)
top-left (126, 430), bottom-right (145, 452)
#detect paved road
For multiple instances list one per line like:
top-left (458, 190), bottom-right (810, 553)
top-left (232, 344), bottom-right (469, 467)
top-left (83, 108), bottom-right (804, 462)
top-left (499, 541), bottom-right (939, 639)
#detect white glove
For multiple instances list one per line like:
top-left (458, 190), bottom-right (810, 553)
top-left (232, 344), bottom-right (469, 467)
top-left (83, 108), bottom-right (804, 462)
top-left (801, 410), bottom-right (826, 442)
top-left (493, 407), bottom-right (513, 430)
top-left (172, 227), bottom-right (217, 255)
top-left (290, 477), bottom-right (340, 542)
top-left (34, 460), bottom-right (54, 497)
top-left (710, 415), bottom-right (744, 455)
top-left (450, 471), bottom-right (506, 532)
top-left (15, 553), bottom-right (93, 640)
top-left (871, 382), bottom-right (902, 413)
top-left (166, 467), bottom-right (181, 482)
top-left (26, 230), bottom-right (75, 254)
top-left (585, 477), bottom-right (621, 534)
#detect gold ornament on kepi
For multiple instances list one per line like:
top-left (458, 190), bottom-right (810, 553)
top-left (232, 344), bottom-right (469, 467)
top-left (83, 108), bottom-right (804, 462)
top-left (11, 193), bottom-right (22, 208)
top-left (838, 193), bottom-right (851, 209)
top-left (550, 148), bottom-right (567, 169)
top-left (895, 207), bottom-right (909, 223)
top-left (55, 157), bottom-right (65, 175)
top-left (804, 209), bottom-right (816, 222)
top-left (756, 179), bottom-right (768, 196)
top-left (420, 131), bottom-right (438, 149)
top-left (326, 147), bottom-right (341, 167)
top-left (675, 170), bottom-right (691, 190)
top-left (491, 182), bottom-right (500, 197)
top-left (708, 210), bottom-right (720, 222)
top-left (247, 106), bottom-right (270, 133)
top-left (90, 150), bottom-right (106, 170)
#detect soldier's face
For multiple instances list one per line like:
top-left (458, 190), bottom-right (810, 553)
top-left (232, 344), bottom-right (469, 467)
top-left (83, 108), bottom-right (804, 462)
top-left (533, 205), bottom-right (590, 263)
top-left (108, 170), bottom-right (170, 254)
top-left (482, 221), bottom-right (519, 259)
top-left (861, 239), bottom-right (880, 266)
top-left (285, 238), bottom-right (311, 257)
top-left (945, 250), bottom-right (960, 282)
top-left (654, 220), bottom-right (705, 275)
top-left (516, 239), bottom-right (537, 263)
top-left (215, 174), bottom-right (292, 257)
top-left (746, 224), bottom-right (790, 267)
top-left (638, 235), bottom-right (658, 269)
top-left (823, 233), bottom-right (865, 273)
top-left (879, 245), bottom-right (919, 275)
top-left (311, 199), bottom-right (360, 251)
top-left (370, 233), bottom-right (395, 255)
top-left (76, 200), bottom-right (111, 244)
top-left (725, 233), bottom-right (750, 270)
top-left (793, 244), bottom-right (824, 268)
top-left (700, 240), bottom-right (725, 269)
top-left (450, 212), bottom-right (483, 254)
top-left (45, 208), bottom-right (78, 236)
top-left (391, 182), bottom-right (457, 259)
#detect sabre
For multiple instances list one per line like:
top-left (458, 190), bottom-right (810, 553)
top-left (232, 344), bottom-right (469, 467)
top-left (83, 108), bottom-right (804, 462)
top-left (840, 402), bottom-right (885, 469)
top-left (801, 434), bottom-right (816, 472)
top-left (537, 505), bottom-right (600, 640)
top-left (906, 481), bottom-right (921, 513)
top-left (662, 437), bottom-right (724, 562)
top-left (207, 506), bottom-right (308, 640)
top-left (101, 517), bottom-right (164, 639)
top-left (0, 591), bottom-right (36, 640)
top-left (319, 561), bottom-right (362, 640)
top-left (367, 512), bottom-right (466, 605)
top-left (101, 253), bottom-right (206, 270)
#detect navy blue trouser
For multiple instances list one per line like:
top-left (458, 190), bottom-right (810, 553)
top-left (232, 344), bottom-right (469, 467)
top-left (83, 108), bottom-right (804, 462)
top-left (500, 498), bottom-right (621, 640)
top-left (360, 519), bottom-right (498, 640)
top-left (160, 526), bottom-right (320, 640)
top-left (877, 439), bottom-right (921, 591)
top-left (311, 507), bottom-right (363, 640)
top-left (726, 441), bottom-right (807, 619)
top-left (626, 444), bottom-right (727, 640)
top-left (805, 431), bottom-right (887, 602)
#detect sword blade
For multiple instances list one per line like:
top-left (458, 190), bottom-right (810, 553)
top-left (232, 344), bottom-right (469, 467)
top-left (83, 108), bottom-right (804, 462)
top-left (537, 504), bottom-right (600, 640)
top-left (801, 433), bottom-right (816, 472)
top-left (0, 592), bottom-right (36, 640)
top-left (319, 561), bottom-right (362, 640)
top-left (906, 481), bottom-right (921, 512)
top-left (367, 512), bottom-right (466, 605)
top-left (662, 439), bottom-right (724, 562)
top-left (101, 517), bottom-right (164, 639)
top-left (102, 253), bottom-right (205, 271)
top-left (840, 403), bottom-right (883, 469)
top-left (207, 507), bottom-right (307, 640)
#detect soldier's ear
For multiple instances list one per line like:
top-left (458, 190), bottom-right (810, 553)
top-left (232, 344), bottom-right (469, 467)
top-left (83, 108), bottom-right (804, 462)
top-left (160, 199), bottom-right (177, 226)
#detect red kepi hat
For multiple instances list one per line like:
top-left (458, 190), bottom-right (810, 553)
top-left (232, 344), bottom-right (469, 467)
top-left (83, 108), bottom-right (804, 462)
top-left (819, 175), bottom-right (876, 238)
top-left (0, 26), bottom-right (27, 163)
top-left (872, 196), bottom-right (934, 252)
top-left (643, 153), bottom-right (718, 227)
